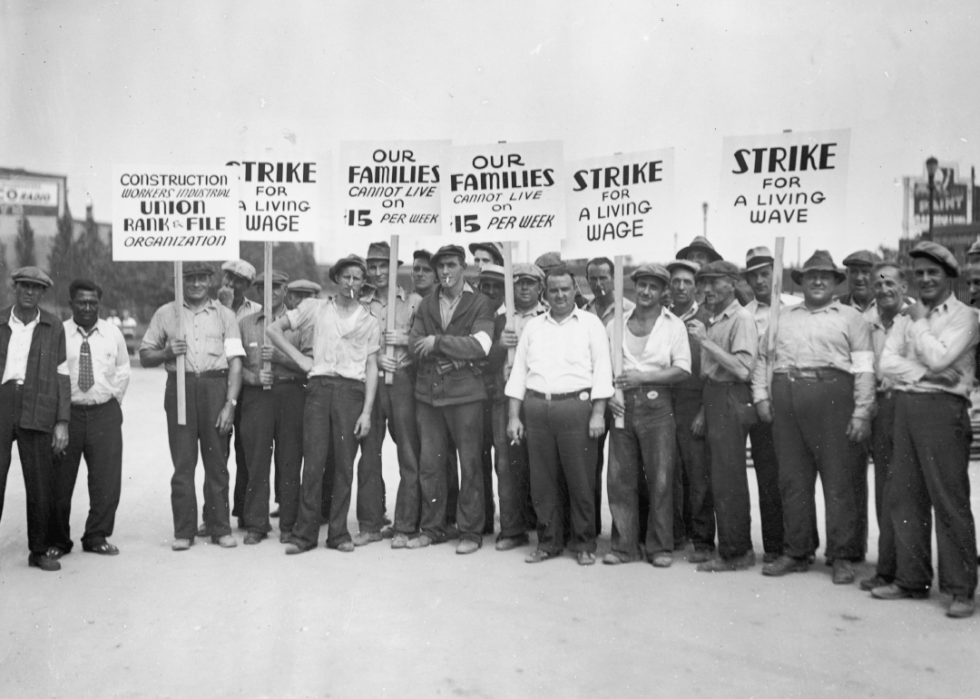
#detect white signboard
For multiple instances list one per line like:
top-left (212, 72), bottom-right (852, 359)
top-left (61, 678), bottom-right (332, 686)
top-left (228, 159), bottom-right (321, 242)
top-left (442, 141), bottom-right (564, 243)
top-left (562, 149), bottom-right (674, 259)
top-left (112, 165), bottom-right (239, 261)
top-left (0, 178), bottom-right (59, 211)
top-left (339, 140), bottom-right (448, 238)
top-left (719, 129), bottom-right (850, 238)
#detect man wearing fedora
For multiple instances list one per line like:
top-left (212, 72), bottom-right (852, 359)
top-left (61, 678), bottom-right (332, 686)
top-left (604, 264), bottom-right (690, 567)
top-left (754, 250), bottom-right (874, 585)
top-left (687, 261), bottom-right (758, 572)
top-left (667, 259), bottom-right (716, 561)
top-left (267, 255), bottom-right (380, 554)
top-left (408, 245), bottom-right (495, 554)
top-left (742, 246), bottom-right (801, 563)
top-left (875, 242), bottom-right (978, 619)
top-left (0, 267), bottom-right (71, 571)
top-left (362, 242), bottom-right (423, 549)
top-left (140, 262), bottom-right (245, 551)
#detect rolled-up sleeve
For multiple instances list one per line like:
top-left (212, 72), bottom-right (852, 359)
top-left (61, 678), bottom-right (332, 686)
top-left (847, 312), bottom-right (876, 421)
top-left (730, 315), bottom-right (759, 376)
top-left (752, 329), bottom-right (770, 404)
top-left (670, 318), bottom-right (692, 374)
top-left (504, 326), bottom-right (531, 401)
top-left (908, 306), bottom-right (979, 373)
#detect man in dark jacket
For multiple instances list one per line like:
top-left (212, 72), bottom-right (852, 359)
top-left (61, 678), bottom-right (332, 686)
top-left (408, 245), bottom-right (495, 554)
top-left (0, 266), bottom-right (71, 572)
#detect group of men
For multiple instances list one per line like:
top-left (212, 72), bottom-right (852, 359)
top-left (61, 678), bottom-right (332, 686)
top-left (1, 234), bottom-right (975, 620)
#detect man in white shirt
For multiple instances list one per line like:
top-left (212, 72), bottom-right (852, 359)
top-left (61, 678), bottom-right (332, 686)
top-left (506, 266), bottom-right (613, 566)
top-left (605, 264), bottom-right (691, 567)
top-left (50, 279), bottom-right (131, 557)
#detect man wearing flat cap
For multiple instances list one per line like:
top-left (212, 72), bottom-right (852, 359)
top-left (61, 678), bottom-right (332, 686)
top-left (667, 259), bottom-right (716, 561)
top-left (470, 242), bottom-right (504, 270)
top-left (488, 263), bottom-right (547, 550)
top-left (361, 242), bottom-right (423, 549)
top-left (408, 244), bottom-right (495, 554)
top-left (875, 241), bottom-right (978, 619)
top-left (754, 250), bottom-right (874, 585)
top-left (742, 246), bottom-right (801, 563)
top-left (0, 267), bottom-right (70, 571)
top-left (475, 263), bottom-right (507, 534)
top-left (535, 251), bottom-right (587, 309)
top-left (837, 250), bottom-right (881, 314)
top-left (140, 262), bottom-right (246, 551)
top-left (268, 255), bottom-right (379, 555)
top-left (686, 260), bottom-right (758, 572)
top-left (236, 270), bottom-right (306, 545)
top-left (605, 264), bottom-right (691, 567)
top-left (285, 279), bottom-right (321, 310)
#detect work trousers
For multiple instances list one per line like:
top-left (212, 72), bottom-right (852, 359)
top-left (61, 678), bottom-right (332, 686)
top-left (293, 376), bottom-right (365, 548)
top-left (417, 400), bottom-right (485, 543)
top-left (0, 382), bottom-right (57, 555)
top-left (870, 391), bottom-right (897, 581)
top-left (525, 395), bottom-right (597, 555)
top-left (51, 399), bottom-right (123, 551)
top-left (672, 388), bottom-right (715, 551)
top-left (361, 370), bottom-right (421, 535)
top-left (889, 393), bottom-right (977, 597)
top-left (165, 373), bottom-right (232, 540)
top-left (771, 372), bottom-right (865, 562)
top-left (240, 382), bottom-right (305, 535)
top-left (480, 398), bottom-right (495, 533)
top-left (491, 400), bottom-right (536, 539)
top-left (609, 388), bottom-right (675, 559)
top-left (231, 400), bottom-right (247, 519)
top-left (703, 382), bottom-right (754, 560)
top-left (748, 421), bottom-right (784, 556)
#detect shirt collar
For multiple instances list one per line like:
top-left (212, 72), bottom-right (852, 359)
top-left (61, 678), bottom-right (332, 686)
top-left (709, 298), bottom-right (741, 323)
top-left (671, 300), bottom-right (699, 322)
top-left (10, 309), bottom-right (41, 327)
top-left (791, 299), bottom-right (841, 315)
top-left (68, 318), bottom-right (102, 336)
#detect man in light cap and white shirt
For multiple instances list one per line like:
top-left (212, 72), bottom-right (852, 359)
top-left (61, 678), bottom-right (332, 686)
top-left (475, 263), bottom-right (507, 534)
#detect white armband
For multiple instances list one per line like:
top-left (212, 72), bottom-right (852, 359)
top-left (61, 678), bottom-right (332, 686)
top-left (850, 351), bottom-right (874, 374)
top-left (225, 338), bottom-right (246, 359)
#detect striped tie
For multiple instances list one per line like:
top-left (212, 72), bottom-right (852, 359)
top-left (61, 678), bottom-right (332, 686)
top-left (79, 328), bottom-right (94, 392)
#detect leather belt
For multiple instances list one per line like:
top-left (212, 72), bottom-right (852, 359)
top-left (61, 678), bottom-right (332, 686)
top-left (776, 367), bottom-right (848, 382)
top-left (526, 388), bottom-right (591, 402)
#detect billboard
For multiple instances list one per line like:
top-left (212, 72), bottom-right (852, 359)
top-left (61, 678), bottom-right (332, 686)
top-left (0, 173), bottom-right (61, 216)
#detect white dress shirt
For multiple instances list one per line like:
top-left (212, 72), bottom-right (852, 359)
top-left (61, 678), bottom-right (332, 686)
top-left (65, 318), bottom-right (132, 405)
top-left (505, 308), bottom-right (614, 401)
top-left (2, 310), bottom-right (40, 384)
top-left (609, 307), bottom-right (692, 376)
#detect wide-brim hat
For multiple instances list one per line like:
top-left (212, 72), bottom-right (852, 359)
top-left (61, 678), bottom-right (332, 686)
top-left (695, 260), bottom-right (741, 280)
top-left (743, 246), bottom-right (774, 274)
top-left (909, 241), bottom-right (959, 278)
top-left (365, 241), bottom-right (403, 267)
top-left (630, 263), bottom-right (670, 286)
top-left (329, 255), bottom-right (368, 284)
top-left (677, 236), bottom-right (722, 263)
top-left (469, 242), bottom-right (504, 266)
top-left (790, 250), bottom-right (846, 285)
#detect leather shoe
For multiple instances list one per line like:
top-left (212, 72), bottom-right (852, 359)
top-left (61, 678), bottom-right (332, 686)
top-left (406, 535), bottom-right (433, 549)
top-left (333, 541), bottom-right (355, 553)
top-left (196, 523), bottom-right (209, 538)
top-left (82, 541), bottom-right (119, 556)
top-left (859, 574), bottom-right (892, 592)
top-left (28, 553), bottom-right (61, 571)
top-left (763, 552), bottom-right (781, 564)
top-left (381, 526), bottom-right (395, 539)
top-left (243, 531), bottom-right (265, 545)
top-left (45, 546), bottom-right (68, 560)
top-left (495, 535), bottom-right (529, 551)
top-left (602, 552), bottom-right (630, 565)
top-left (171, 538), bottom-right (193, 552)
top-left (525, 549), bottom-right (556, 564)
top-left (456, 539), bottom-right (480, 555)
top-left (947, 596), bottom-right (975, 619)
top-left (391, 533), bottom-right (410, 549)
top-left (697, 551), bottom-right (755, 572)
top-left (650, 552), bottom-right (673, 568)
top-left (832, 560), bottom-right (856, 585)
top-left (762, 555), bottom-right (809, 577)
top-left (212, 534), bottom-right (237, 548)
top-left (285, 543), bottom-right (314, 555)
top-left (577, 551), bottom-right (596, 566)
top-left (870, 583), bottom-right (929, 600)
top-left (688, 549), bottom-right (713, 564)
top-left (353, 531), bottom-right (382, 547)
top-left (279, 531), bottom-right (295, 545)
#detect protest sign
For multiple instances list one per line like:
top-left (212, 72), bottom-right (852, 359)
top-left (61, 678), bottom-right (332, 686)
top-left (562, 149), bottom-right (674, 259)
top-left (718, 129), bottom-right (850, 238)
top-left (227, 159), bottom-right (322, 242)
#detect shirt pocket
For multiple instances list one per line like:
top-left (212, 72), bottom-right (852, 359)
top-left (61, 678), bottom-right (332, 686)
top-left (206, 334), bottom-right (225, 357)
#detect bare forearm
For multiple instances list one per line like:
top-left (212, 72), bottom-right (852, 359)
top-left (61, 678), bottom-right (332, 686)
top-left (702, 339), bottom-right (752, 382)
top-left (139, 347), bottom-right (170, 368)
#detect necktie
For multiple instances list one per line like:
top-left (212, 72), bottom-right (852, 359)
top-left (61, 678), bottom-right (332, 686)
top-left (79, 328), bottom-right (95, 392)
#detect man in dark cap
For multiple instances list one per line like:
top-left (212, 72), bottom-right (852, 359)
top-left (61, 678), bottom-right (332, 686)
top-left (285, 279), bottom-right (321, 311)
top-left (677, 235), bottom-right (751, 306)
top-left (237, 270), bottom-right (306, 545)
top-left (408, 245), bottom-right (494, 554)
top-left (604, 264), bottom-right (691, 567)
top-left (0, 267), bottom-right (70, 571)
top-left (837, 250), bottom-right (881, 314)
top-left (667, 259), bottom-right (715, 561)
top-left (875, 242), bottom-right (978, 619)
top-left (362, 242), bottom-right (423, 549)
top-left (412, 250), bottom-right (437, 298)
top-left (140, 262), bottom-right (245, 551)
top-left (267, 255), bottom-right (380, 554)
top-left (687, 261), bottom-right (758, 572)
top-left (755, 251), bottom-right (874, 585)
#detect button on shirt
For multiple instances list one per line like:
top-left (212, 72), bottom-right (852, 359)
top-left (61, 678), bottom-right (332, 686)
top-left (879, 295), bottom-right (979, 399)
top-left (365, 286), bottom-right (421, 372)
top-left (700, 299), bottom-right (758, 384)
top-left (609, 307), bottom-right (691, 376)
top-left (2, 310), bottom-right (39, 384)
top-left (868, 305), bottom-right (908, 390)
top-left (505, 308), bottom-right (614, 401)
top-left (286, 298), bottom-right (381, 382)
top-left (239, 307), bottom-right (304, 383)
top-left (140, 299), bottom-right (246, 372)
top-left (65, 319), bottom-right (132, 405)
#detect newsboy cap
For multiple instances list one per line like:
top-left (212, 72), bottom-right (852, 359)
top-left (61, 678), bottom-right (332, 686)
top-left (695, 260), bottom-right (741, 280)
top-left (469, 242), bottom-right (504, 266)
top-left (909, 241), bottom-right (959, 278)
top-left (222, 259), bottom-right (257, 282)
top-left (182, 261), bottom-right (215, 277)
top-left (329, 255), bottom-right (368, 284)
top-left (841, 250), bottom-right (881, 268)
top-left (431, 245), bottom-right (467, 266)
top-left (513, 263), bottom-right (545, 282)
top-left (666, 259), bottom-right (701, 276)
top-left (254, 270), bottom-right (290, 286)
top-left (286, 279), bottom-right (321, 294)
top-left (630, 263), bottom-right (670, 286)
top-left (11, 266), bottom-right (53, 288)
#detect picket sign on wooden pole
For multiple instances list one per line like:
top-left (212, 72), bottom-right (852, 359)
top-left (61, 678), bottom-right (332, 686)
top-left (173, 261), bottom-right (187, 426)
top-left (612, 255), bottom-right (625, 430)
top-left (385, 234), bottom-right (400, 386)
top-left (503, 241), bottom-right (517, 369)
top-left (766, 237), bottom-right (785, 391)
top-left (263, 242), bottom-right (274, 391)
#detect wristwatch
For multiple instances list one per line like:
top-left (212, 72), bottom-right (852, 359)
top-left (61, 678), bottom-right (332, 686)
top-left (226, 398), bottom-right (237, 407)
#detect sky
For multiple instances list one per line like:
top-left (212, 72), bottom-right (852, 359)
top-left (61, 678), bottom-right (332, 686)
top-left (1, 0), bottom-right (978, 265)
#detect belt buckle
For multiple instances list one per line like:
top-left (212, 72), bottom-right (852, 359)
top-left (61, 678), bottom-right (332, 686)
top-left (544, 390), bottom-right (552, 400)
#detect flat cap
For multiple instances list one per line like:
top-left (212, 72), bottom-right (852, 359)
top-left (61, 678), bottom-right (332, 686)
top-left (513, 263), bottom-right (544, 282)
top-left (743, 246), bottom-right (774, 274)
top-left (254, 270), bottom-right (290, 286)
top-left (790, 250), bottom-right (845, 285)
top-left (909, 241), bottom-right (959, 278)
top-left (534, 251), bottom-right (563, 271)
top-left (677, 236), bottom-right (722, 263)
top-left (666, 259), bottom-right (701, 276)
top-left (431, 245), bottom-right (467, 266)
top-left (11, 266), bottom-right (53, 288)
top-left (695, 260), bottom-right (741, 280)
top-left (479, 263), bottom-right (505, 280)
top-left (365, 241), bottom-right (403, 267)
top-left (182, 261), bottom-right (215, 277)
top-left (222, 259), bottom-right (257, 282)
top-left (329, 255), bottom-right (367, 284)
top-left (967, 239), bottom-right (980, 257)
top-left (413, 249), bottom-right (432, 262)
top-left (630, 263), bottom-right (670, 286)
top-left (287, 279), bottom-right (321, 294)
top-left (841, 250), bottom-right (881, 268)
top-left (469, 242), bottom-right (504, 266)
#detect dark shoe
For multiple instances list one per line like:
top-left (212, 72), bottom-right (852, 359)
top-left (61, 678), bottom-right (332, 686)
top-left (243, 531), bottom-right (265, 545)
top-left (947, 596), bottom-right (975, 619)
top-left (456, 539), bottom-right (480, 555)
top-left (577, 551), bottom-right (596, 566)
top-left (352, 531), bottom-right (382, 547)
top-left (525, 549), bottom-right (557, 564)
top-left (285, 543), bottom-right (314, 555)
top-left (859, 574), bottom-right (893, 592)
top-left (383, 514), bottom-right (392, 526)
top-left (212, 534), bottom-right (237, 548)
top-left (495, 535), bottom-right (529, 552)
top-left (279, 531), bottom-right (295, 545)
top-left (196, 524), bottom-right (209, 538)
top-left (236, 517), bottom-right (246, 531)
top-left (270, 508), bottom-right (280, 518)
top-left (870, 583), bottom-right (929, 600)
top-left (171, 538), bottom-right (193, 551)
top-left (762, 555), bottom-right (809, 577)
top-left (28, 553), bottom-right (61, 572)
top-left (762, 552), bottom-right (781, 564)
top-left (697, 551), bottom-right (756, 572)
top-left (832, 559), bottom-right (856, 585)
top-left (331, 541), bottom-right (355, 553)
top-left (381, 525), bottom-right (395, 540)
top-left (82, 541), bottom-right (120, 556)
top-left (688, 548), bottom-right (713, 564)
top-left (45, 546), bottom-right (68, 560)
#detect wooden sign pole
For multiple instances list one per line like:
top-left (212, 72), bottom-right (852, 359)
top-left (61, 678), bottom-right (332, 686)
top-left (503, 241), bottom-right (516, 369)
top-left (263, 242), bottom-right (274, 390)
top-left (613, 255), bottom-right (625, 430)
top-left (173, 261), bottom-right (186, 426)
top-left (767, 237), bottom-right (785, 390)
top-left (385, 235), bottom-right (400, 385)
